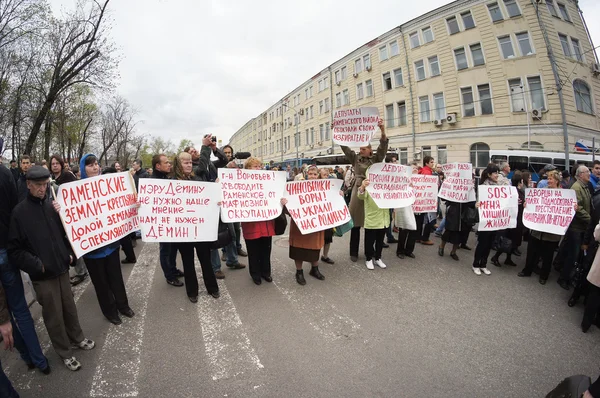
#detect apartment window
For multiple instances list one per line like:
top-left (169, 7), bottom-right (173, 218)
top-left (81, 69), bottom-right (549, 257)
top-left (410, 32), bottom-right (420, 48)
top-left (341, 66), bottom-right (347, 80)
top-left (547, 1), bottom-right (558, 17)
top-left (379, 46), bottom-right (388, 61)
top-left (394, 68), bottom-right (404, 86)
top-left (325, 123), bottom-right (330, 140)
top-left (516, 32), bottom-right (533, 55)
top-left (319, 100), bottom-right (324, 114)
top-left (366, 79), bottom-right (373, 97)
top-left (399, 148), bottom-right (408, 165)
top-left (305, 108), bottom-right (309, 121)
top-left (355, 58), bottom-right (363, 73)
top-left (309, 86), bottom-right (313, 97)
top-left (454, 47), bottom-right (468, 70)
top-left (488, 2), bottom-right (504, 22)
top-left (572, 38), bottom-right (583, 62)
top-left (429, 56), bottom-right (440, 76)
top-left (324, 76), bottom-right (329, 88)
top-left (397, 101), bottom-right (407, 126)
top-left (433, 93), bottom-right (446, 120)
top-left (559, 34), bottom-right (571, 57)
top-left (504, 0), bottom-right (521, 17)
top-left (419, 96), bottom-right (431, 122)
top-left (310, 105), bottom-right (314, 118)
top-left (470, 43), bottom-right (485, 66)
top-left (385, 104), bottom-right (394, 128)
top-left (447, 16), bottom-right (460, 35)
top-left (422, 146), bottom-right (432, 159)
top-left (383, 72), bottom-right (392, 90)
top-left (357, 83), bottom-right (364, 100)
top-left (478, 84), bottom-right (493, 115)
top-left (310, 127), bottom-right (315, 144)
top-left (422, 27), bottom-right (434, 43)
top-left (319, 124), bottom-right (325, 142)
top-left (325, 98), bottom-right (330, 112)
top-left (499, 35), bottom-right (515, 58)
top-left (509, 78), bottom-right (525, 111)
top-left (461, 11), bottom-right (475, 29)
top-left (389, 41), bottom-right (399, 57)
top-left (415, 60), bottom-right (426, 80)
top-left (437, 146), bottom-right (448, 165)
top-left (318, 79), bottom-right (325, 92)
top-left (363, 54), bottom-right (371, 70)
top-left (528, 76), bottom-right (545, 110)
top-left (336, 92), bottom-right (342, 108)
top-left (470, 143), bottom-right (490, 168)
top-left (335, 70), bottom-right (341, 83)
top-left (557, 3), bottom-right (570, 21)
top-left (343, 89), bottom-right (349, 105)
top-left (461, 87), bottom-right (475, 117)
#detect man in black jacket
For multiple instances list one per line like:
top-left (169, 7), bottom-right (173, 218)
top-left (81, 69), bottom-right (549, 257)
top-left (8, 166), bottom-right (95, 372)
top-left (16, 155), bottom-right (31, 202)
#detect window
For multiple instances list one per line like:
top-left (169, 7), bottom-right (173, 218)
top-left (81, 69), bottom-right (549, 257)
top-left (422, 27), bottom-right (434, 43)
top-left (305, 108), bottom-right (309, 121)
top-left (318, 79), bottom-right (325, 92)
top-left (557, 2), bottom-right (570, 21)
top-left (504, 0), bottom-right (521, 17)
top-left (356, 83), bottom-right (364, 100)
top-left (355, 58), bottom-right (363, 73)
top-left (410, 32), bottom-right (420, 48)
top-left (385, 104), bottom-right (394, 128)
top-left (527, 76), bottom-right (545, 110)
top-left (470, 143), bottom-right (490, 168)
top-left (310, 127), bottom-right (315, 144)
top-left (304, 130), bottom-right (309, 146)
top-left (379, 46), bottom-right (388, 61)
top-left (335, 70), bottom-right (341, 83)
top-left (324, 76), bottom-right (329, 89)
top-left (325, 98), bottom-right (330, 112)
top-left (415, 60), bottom-right (426, 80)
top-left (454, 47), bottom-right (468, 70)
top-left (336, 92), bottom-right (342, 108)
top-left (319, 100), bottom-right (324, 115)
top-left (547, 1), bottom-right (558, 17)
top-left (397, 101), bottom-right (407, 126)
top-left (309, 86), bottom-right (313, 97)
top-left (389, 41), bottom-right (399, 57)
top-left (499, 35), bottom-right (515, 58)
top-left (516, 32), bottom-right (533, 55)
top-left (447, 16), bottom-right (460, 35)
top-left (343, 89), bottom-right (349, 105)
top-left (559, 34), bottom-right (571, 57)
top-left (325, 123), bottom-right (330, 140)
top-left (310, 105), bottom-right (314, 119)
top-left (394, 68), bottom-right (403, 86)
top-left (572, 38), bottom-right (583, 62)
top-left (399, 148), bottom-right (408, 165)
top-left (429, 56), bottom-right (440, 76)
top-left (319, 124), bottom-right (325, 142)
top-left (366, 79), bottom-right (373, 97)
top-left (341, 66), bottom-right (347, 80)
top-left (478, 84), bottom-right (493, 115)
top-left (509, 78), bottom-right (525, 111)
top-left (363, 54), bottom-right (371, 70)
top-left (433, 93), bottom-right (446, 120)
top-left (461, 11), bottom-right (475, 29)
top-left (470, 43), bottom-right (485, 66)
top-left (574, 80), bottom-right (593, 114)
top-left (488, 2), bottom-right (504, 22)
top-left (437, 146), bottom-right (448, 165)
top-left (383, 72), bottom-right (392, 90)
top-left (461, 87), bottom-right (475, 117)
top-left (419, 96), bottom-right (431, 122)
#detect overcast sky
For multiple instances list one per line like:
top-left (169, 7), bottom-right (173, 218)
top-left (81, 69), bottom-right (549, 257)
top-left (49, 0), bottom-right (600, 149)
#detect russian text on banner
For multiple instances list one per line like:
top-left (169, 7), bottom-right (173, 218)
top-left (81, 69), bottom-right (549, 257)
top-left (219, 169), bottom-right (286, 222)
top-left (284, 179), bottom-right (351, 235)
top-left (57, 172), bottom-right (138, 258)
top-left (522, 188), bottom-right (576, 235)
top-left (478, 185), bottom-right (519, 231)
top-left (137, 179), bottom-right (220, 242)
top-left (438, 163), bottom-right (475, 203)
top-left (411, 175), bottom-right (438, 213)
top-left (332, 107), bottom-right (379, 147)
top-left (365, 163), bottom-right (415, 209)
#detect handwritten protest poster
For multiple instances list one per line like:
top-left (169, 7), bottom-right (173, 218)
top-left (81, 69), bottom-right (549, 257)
top-left (332, 107), bottom-right (379, 147)
top-left (478, 185), bottom-right (518, 231)
top-left (438, 163), bottom-right (475, 203)
top-left (284, 179), bottom-right (351, 235)
top-left (57, 172), bottom-right (138, 257)
top-left (411, 175), bottom-right (438, 213)
top-left (219, 169), bottom-right (286, 222)
top-left (137, 179), bottom-right (220, 242)
top-left (365, 163), bottom-right (414, 209)
top-left (522, 188), bottom-right (576, 235)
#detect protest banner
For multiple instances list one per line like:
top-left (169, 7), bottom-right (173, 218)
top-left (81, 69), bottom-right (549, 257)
top-left (438, 163), bottom-right (475, 203)
top-left (57, 172), bottom-right (138, 258)
top-left (411, 175), bottom-right (438, 213)
top-left (477, 185), bottom-right (519, 231)
top-left (332, 107), bottom-right (379, 147)
top-left (522, 188), bottom-right (576, 235)
top-left (137, 179), bottom-right (220, 243)
top-left (219, 169), bottom-right (286, 222)
top-left (365, 163), bottom-right (414, 209)
top-left (284, 179), bottom-right (351, 235)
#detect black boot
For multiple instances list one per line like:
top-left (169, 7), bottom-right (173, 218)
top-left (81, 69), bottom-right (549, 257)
top-left (309, 266), bottom-right (325, 280)
top-left (296, 270), bottom-right (306, 285)
top-left (504, 254), bottom-right (517, 266)
top-left (491, 254), bottom-right (501, 267)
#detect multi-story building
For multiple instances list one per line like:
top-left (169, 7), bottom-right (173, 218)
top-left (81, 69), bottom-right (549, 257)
top-left (229, 0), bottom-right (600, 169)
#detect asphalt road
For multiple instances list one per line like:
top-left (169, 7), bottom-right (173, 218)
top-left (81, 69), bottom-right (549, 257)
top-left (1, 229), bottom-right (598, 398)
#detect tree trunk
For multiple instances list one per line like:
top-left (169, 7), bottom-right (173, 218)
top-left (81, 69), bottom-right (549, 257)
top-left (43, 113), bottom-right (53, 161)
top-left (26, 91), bottom-right (56, 155)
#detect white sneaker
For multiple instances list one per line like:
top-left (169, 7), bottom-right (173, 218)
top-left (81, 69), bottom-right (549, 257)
top-left (375, 259), bottom-right (387, 269)
top-left (63, 357), bottom-right (82, 371)
top-left (366, 260), bottom-right (375, 270)
top-left (481, 267), bottom-right (491, 275)
top-left (472, 267), bottom-right (482, 275)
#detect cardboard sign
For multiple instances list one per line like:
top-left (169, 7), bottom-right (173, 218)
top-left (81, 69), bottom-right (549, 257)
top-left (284, 179), bottom-right (351, 235)
top-left (57, 172), bottom-right (138, 258)
top-left (522, 188), bottom-right (576, 235)
top-left (365, 163), bottom-right (414, 209)
top-left (219, 169), bottom-right (286, 222)
top-left (332, 107), bottom-right (379, 147)
top-left (137, 179), bottom-right (220, 242)
top-left (411, 175), bottom-right (438, 213)
top-left (438, 163), bottom-right (475, 203)
top-left (477, 185), bottom-right (519, 231)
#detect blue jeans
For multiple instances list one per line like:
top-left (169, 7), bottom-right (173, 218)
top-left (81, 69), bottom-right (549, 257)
top-left (159, 243), bottom-right (179, 280)
top-left (0, 358), bottom-right (19, 398)
top-left (210, 249), bottom-right (222, 273)
top-left (0, 249), bottom-right (47, 370)
top-left (435, 218), bottom-right (446, 234)
top-left (559, 229), bottom-right (584, 282)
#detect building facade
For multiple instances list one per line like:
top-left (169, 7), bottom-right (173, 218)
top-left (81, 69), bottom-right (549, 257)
top-left (229, 0), bottom-right (600, 169)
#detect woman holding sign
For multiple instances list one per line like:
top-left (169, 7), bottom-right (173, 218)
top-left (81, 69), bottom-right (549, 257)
top-left (357, 170), bottom-right (390, 270)
top-left (472, 165), bottom-right (501, 276)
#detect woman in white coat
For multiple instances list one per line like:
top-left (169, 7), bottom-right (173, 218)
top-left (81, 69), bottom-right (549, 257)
top-left (582, 221), bottom-right (600, 333)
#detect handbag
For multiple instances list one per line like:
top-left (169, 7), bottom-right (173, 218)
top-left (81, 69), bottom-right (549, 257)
top-left (545, 375), bottom-right (591, 398)
top-left (333, 218), bottom-right (354, 237)
top-left (462, 207), bottom-right (479, 225)
top-left (394, 206), bottom-right (417, 231)
top-left (274, 212), bottom-right (288, 236)
top-left (492, 235), bottom-right (513, 253)
top-left (210, 221), bottom-right (234, 250)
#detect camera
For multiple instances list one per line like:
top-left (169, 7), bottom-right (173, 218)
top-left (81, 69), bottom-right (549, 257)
top-left (203, 134), bottom-right (217, 142)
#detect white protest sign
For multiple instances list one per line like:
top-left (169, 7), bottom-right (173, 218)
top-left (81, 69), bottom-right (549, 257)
top-left (137, 179), bottom-right (220, 242)
top-left (477, 185), bottom-right (519, 231)
top-left (522, 188), bottom-right (576, 235)
top-left (219, 169), bottom-right (286, 222)
top-left (332, 107), bottom-right (379, 147)
top-left (411, 175), bottom-right (438, 213)
top-left (57, 172), bottom-right (138, 258)
top-left (284, 179), bottom-right (351, 235)
top-left (365, 163), bottom-right (414, 209)
top-left (438, 163), bottom-right (475, 203)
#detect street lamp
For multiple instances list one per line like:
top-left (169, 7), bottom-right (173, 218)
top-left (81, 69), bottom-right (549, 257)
top-left (282, 102), bottom-right (300, 169)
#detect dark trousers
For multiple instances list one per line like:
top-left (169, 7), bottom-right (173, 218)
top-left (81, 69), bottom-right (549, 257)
top-left (234, 222), bottom-right (242, 251)
top-left (159, 242), bottom-right (178, 280)
top-left (386, 209), bottom-right (395, 242)
top-left (350, 226), bottom-right (361, 257)
top-left (583, 283), bottom-right (600, 328)
top-left (176, 242), bottom-right (218, 298)
top-left (523, 237), bottom-right (557, 279)
top-left (32, 273), bottom-right (85, 359)
top-left (460, 227), bottom-right (471, 245)
top-left (246, 237), bottom-right (272, 280)
top-left (84, 249), bottom-right (130, 319)
top-left (559, 229), bottom-right (584, 282)
top-left (473, 231), bottom-right (497, 268)
top-left (364, 228), bottom-right (386, 261)
top-left (120, 235), bottom-right (136, 261)
top-left (0, 359), bottom-right (18, 398)
top-left (415, 214), bottom-right (432, 241)
top-left (397, 228), bottom-right (418, 255)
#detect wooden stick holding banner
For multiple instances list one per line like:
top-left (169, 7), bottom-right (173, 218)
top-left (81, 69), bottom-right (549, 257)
top-left (365, 163), bottom-right (414, 209)
top-left (332, 107), bottom-right (379, 147)
top-left (477, 185), bottom-right (518, 231)
top-left (522, 188), bottom-right (576, 235)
